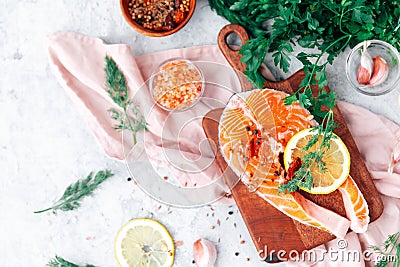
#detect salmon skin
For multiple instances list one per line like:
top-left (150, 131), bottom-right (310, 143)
top-left (219, 89), bottom-right (369, 237)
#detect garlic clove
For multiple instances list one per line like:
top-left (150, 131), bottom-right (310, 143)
top-left (388, 139), bottom-right (400, 175)
top-left (357, 50), bottom-right (373, 85)
top-left (369, 56), bottom-right (389, 86)
top-left (193, 238), bottom-right (217, 267)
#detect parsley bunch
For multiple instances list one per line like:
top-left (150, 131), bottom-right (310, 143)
top-left (209, 0), bottom-right (400, 193)
top-left (209, 0), bottom-right (400, 89)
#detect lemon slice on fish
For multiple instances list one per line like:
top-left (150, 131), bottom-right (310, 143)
top-left (284, 128), bottom-right (351, 194)
top-left (114, 218), bottom-right (175, 267)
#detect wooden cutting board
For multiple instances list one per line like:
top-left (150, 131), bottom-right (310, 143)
top-left (202, 24), bottom-right (384, 260)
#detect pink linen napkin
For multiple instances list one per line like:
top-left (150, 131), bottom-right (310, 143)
top-left (47, 32), bottom-right (400, 266)
top-left (286, 102), bottom-right (400, 267)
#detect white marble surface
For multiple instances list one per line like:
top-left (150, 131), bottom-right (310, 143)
top-left (1, 0), bottom-right (399, 267)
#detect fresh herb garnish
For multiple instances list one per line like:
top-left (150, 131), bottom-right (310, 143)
top-left (209, 0), bottom-right (399, 193)
top-left (105, 56), bottom-right (148, 145)
top-left (370, 232), bottom-right (400, 267)
top-left (48, 256), bottom-right (96, 267)
top-left (209, 0), bottom-right (400, 89)
top-left (34, 170), bottom-right (114, 214)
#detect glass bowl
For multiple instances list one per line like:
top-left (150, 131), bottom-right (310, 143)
top-left (346, 40), bottom-right (400, 96)
top-left (149, 58), bottom-right (204, 112)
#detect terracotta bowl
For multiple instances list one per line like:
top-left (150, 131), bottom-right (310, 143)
top-left (120, 0), bottom-right (196, 37)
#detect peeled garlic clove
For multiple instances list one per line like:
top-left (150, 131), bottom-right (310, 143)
top-left (388, 139), bottom-right (400, 175)
top-left (369, 56), bottom-right (389, 86)
top-left (357, 50), bottom-right (373, 85)
top-left (193, 238), bottom-right (217, 267)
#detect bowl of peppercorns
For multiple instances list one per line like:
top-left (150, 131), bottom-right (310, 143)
top-left (120, 0), bottom-right (196, 37)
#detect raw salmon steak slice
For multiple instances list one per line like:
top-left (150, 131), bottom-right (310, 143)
top-left (257, 179), bottom-right (351, 238)
top-left (218, 89), bottom-right (370, 237)
top-left (339, 176), bottom-right (370, 233)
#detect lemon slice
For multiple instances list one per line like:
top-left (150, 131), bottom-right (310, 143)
top-left (114, 218), bottom-right (175, 267)
top-left (284, 128), bottom-right (350, 194)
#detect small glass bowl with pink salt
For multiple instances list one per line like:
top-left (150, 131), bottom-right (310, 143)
top-left (149, 58), bottom-right (205, 112)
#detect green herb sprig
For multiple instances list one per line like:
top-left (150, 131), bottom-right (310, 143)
top-left (48, 256), bottom-right (95, 267)
top-left (370, 232), bottom-right (400, 267)
top-left (105, 56), bottom-right (147, 145)
top-left (209, 0), bottom-right (400, 89)
top-left (34, 170), bottom-right (114, 214)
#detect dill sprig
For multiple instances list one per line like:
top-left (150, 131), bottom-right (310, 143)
top-left (105, 56), bottom-right (147, 145)
top-left (370, 232), bottom-right (400, 267)
top-left (48, 256), bottom-right (96, 267)
top-left (34, 170), bottom-right (114, 214)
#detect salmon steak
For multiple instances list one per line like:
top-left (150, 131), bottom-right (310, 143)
top-left (218, 89), bottom-right (369, 238)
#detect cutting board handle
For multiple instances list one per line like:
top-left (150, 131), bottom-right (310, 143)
top-left (218, 24), bottom-right (305, 92)
top-left (217, 24), bottom-right (249, 74)
top-left (217, 24), bottom-right (255, 91)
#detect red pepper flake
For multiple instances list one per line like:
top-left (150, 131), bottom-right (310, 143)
top-left (175, 240), bottom-right (184, 247)
top-left (240, 240), bottom-right (245, 244)
top-left (285, 157), bottom-right (302, 184)
top-left (163, 176), bottom-right (168, 180)
top-left (210, 225), bottom-right (215, 230)
top-left (217, 219), bottom-right (220, 226)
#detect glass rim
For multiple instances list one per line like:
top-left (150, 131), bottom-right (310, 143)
top-left (148, 57), bottom-right (205, 112)
top-left (345, 40), bottom-right (400, 96)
